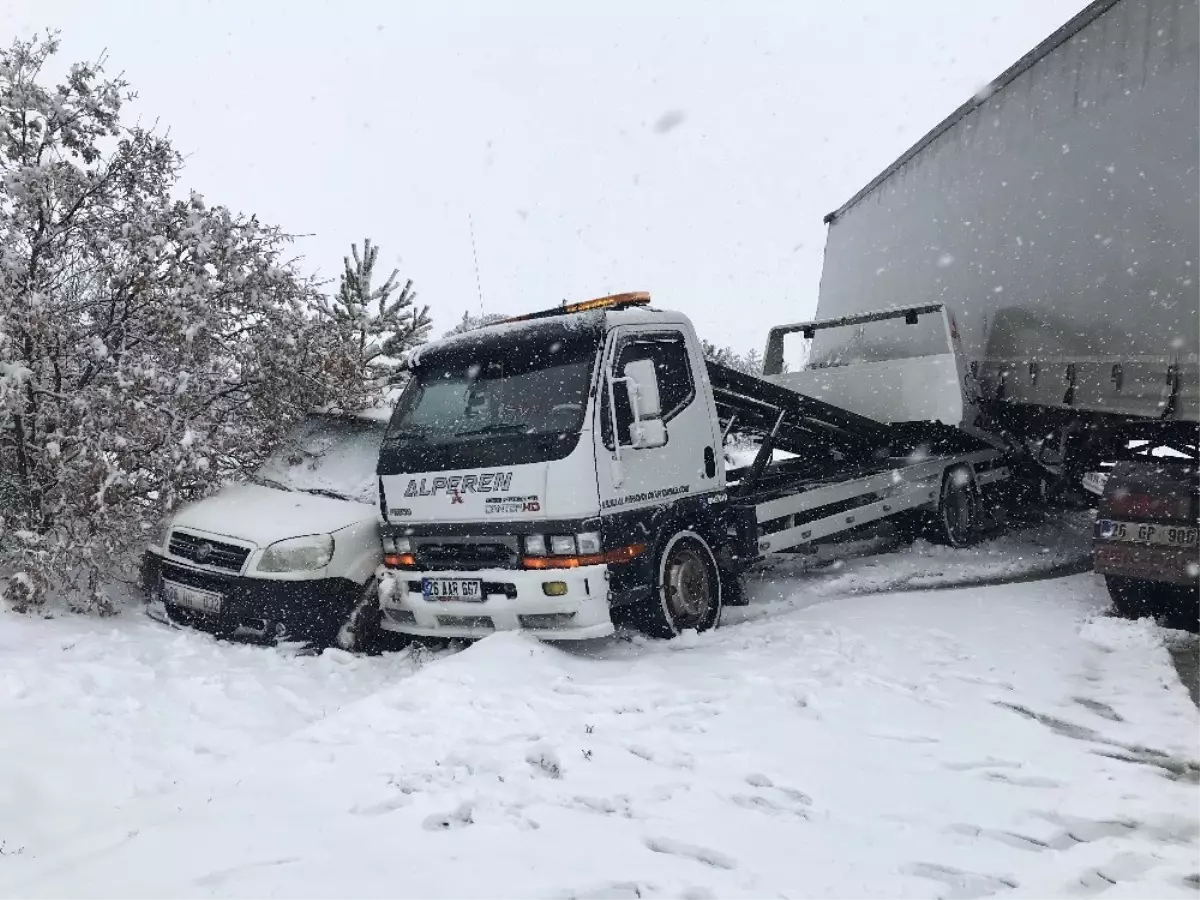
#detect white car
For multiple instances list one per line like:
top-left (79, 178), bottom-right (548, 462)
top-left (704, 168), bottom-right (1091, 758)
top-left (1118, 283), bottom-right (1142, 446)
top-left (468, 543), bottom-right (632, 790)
top-left (142, 409), bottom-right (391, 649)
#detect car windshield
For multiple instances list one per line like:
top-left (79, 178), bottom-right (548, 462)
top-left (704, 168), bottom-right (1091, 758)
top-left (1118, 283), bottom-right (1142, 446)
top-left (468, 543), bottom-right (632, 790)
top-left (253, 413), bottom-right (388, 505)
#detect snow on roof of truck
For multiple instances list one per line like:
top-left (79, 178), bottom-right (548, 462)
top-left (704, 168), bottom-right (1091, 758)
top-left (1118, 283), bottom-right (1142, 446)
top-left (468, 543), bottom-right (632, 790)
top-left (824, 0), bottom-right (1120, 224)
top-left (407, 292), bottom-right (655, 368)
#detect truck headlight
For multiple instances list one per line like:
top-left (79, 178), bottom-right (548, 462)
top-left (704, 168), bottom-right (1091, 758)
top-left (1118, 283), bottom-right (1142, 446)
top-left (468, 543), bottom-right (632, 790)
top-left (549, 535), bottom-right (576, 555)
top-left (576, 531), bottom-right (602, 555)
top-left (382, 535), bottom-right (411, 554)
top-left (258, 534), bottom-right (334, 572)
top-left (524, 534), bottom-right (547, 556)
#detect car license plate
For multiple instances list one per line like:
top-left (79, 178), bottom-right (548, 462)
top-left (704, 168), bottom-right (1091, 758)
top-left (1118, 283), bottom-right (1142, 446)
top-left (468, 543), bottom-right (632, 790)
top-left (422, 578), bottom-right (483, 602)
top-left (1097, 520), bottom-right (1199, 547)
top-left (160, 579), bottom-right (223, 614)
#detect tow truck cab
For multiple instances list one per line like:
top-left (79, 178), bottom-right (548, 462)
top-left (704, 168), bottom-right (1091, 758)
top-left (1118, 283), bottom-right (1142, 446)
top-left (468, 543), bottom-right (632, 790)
top-left (375, 293), bottom-right (732, 641)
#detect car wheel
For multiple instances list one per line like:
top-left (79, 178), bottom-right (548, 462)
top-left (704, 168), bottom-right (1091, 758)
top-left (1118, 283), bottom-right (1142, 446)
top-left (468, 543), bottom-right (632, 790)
top-left (335, 578), bottom-right (390, 653)
top-left (1104, 578), bottom-right (1152, 619)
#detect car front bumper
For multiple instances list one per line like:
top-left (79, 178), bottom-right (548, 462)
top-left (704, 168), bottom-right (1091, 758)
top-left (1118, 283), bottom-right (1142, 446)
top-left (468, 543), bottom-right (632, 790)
top-left (378, 564), bottom-right (613, 640)
top-left (141, 549), bottom-right (362, 642)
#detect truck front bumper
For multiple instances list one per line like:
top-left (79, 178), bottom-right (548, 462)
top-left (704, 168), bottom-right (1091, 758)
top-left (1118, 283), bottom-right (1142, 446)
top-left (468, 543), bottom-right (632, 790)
top-left (141, 549), bottom-right (361, 642)
top-left (378, 565), bottom-right (613, 640)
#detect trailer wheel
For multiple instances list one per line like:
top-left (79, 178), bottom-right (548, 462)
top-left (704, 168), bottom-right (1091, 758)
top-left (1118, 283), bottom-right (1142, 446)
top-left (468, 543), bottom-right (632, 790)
top-left (638, 531), bottom-right (723, 639)
top-left (935, 466), bottom-right (979, 548)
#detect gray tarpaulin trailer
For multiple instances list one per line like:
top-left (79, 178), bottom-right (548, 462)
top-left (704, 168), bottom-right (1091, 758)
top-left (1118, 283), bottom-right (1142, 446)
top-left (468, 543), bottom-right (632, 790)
top-left (767, 0), bottom-right (1198, 470)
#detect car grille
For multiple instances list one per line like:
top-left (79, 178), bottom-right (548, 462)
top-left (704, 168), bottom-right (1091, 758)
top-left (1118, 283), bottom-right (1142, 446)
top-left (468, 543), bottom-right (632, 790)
top-left (160, 562), bottom-right (234, 594)
top-left (168, 530), bottom-right (251, 572)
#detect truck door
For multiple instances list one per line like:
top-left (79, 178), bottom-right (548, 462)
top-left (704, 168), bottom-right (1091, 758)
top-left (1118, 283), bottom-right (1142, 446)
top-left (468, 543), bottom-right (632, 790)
top-left (593, 326), bottom-right (723, 512)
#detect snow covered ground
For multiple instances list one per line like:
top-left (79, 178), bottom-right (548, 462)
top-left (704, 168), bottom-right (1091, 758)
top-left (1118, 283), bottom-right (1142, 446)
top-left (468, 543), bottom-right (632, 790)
top-left (1, 523), bottom-right (1197, 899)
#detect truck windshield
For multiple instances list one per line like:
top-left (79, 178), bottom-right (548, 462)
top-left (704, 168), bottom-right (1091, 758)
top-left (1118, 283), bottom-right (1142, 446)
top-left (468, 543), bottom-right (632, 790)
top-left (380, 318), bottom-right (603, 473)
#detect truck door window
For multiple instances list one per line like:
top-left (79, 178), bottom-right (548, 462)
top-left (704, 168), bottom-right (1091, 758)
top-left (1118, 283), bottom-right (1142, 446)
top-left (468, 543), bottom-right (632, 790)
top-left (603, 331), bottom-right (694, 448)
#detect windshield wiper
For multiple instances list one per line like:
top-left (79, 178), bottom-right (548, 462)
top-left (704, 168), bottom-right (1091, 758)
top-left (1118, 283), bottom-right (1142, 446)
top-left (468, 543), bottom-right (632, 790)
top-left (454, 422), bottom-right (529, 438)
top-left (387, 429), bottom-right (427, 442)
top-left (251, 475), bottom-right (293, 492)
top-left (298, 487), bottom-right (353, 502)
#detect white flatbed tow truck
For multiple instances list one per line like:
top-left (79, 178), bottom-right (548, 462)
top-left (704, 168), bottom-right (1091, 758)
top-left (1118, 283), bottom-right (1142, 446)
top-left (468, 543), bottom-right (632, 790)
top-left (373, 292), bottom-right (1013, 640)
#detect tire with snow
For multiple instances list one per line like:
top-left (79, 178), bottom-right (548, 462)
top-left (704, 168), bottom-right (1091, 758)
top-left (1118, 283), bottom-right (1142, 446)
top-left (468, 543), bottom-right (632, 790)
top-left (335, 578), bottom-right (407, 654)
top-left (1105, 575), bottom-right (1153, 620)
top-left (634, 530), bottom-right (723, 639)
top-left (933, 466), bottom-right (980, 548)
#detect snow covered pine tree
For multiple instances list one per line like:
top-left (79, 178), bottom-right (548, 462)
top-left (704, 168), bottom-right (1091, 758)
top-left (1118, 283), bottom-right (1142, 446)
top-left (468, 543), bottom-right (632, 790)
top-left (320, 238), bottom-right (430, 400)
top-left (0, 34), bottom-right (365, 612)
top-left (443, 310), bottom-right (506, 338)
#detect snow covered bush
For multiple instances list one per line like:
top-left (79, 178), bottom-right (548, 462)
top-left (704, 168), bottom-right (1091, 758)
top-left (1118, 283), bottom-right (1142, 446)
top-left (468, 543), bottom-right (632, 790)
top-left (0, 34), bottom-right (366, 611)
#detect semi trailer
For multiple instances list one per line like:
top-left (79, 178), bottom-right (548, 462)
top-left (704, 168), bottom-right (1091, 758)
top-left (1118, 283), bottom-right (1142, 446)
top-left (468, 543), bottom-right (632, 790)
top-left (769, 0), bottom-right (1198, 619)
top-left (372, 293), bottom-right (1012, 641)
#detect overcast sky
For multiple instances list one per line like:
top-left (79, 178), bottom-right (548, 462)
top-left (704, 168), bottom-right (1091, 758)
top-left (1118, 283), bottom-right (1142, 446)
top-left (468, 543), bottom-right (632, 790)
top-left (5, 1), bottom-right (1084, 353)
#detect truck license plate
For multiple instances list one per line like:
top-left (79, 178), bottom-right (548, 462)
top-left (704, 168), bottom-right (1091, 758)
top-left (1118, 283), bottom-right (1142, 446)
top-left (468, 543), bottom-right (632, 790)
top-left (422, 578), bottom-right (483, 602)
top-left (1097, 520), bottom-right (1199, 547)
top-left (160, 579), bottom-right (223, 614)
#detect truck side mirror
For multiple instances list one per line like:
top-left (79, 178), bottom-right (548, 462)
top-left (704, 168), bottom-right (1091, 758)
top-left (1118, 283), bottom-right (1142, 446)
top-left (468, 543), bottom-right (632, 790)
top-left (622, 358), bottom-right (666, 449)
top-left (623, 358), bottom-right (662, 419)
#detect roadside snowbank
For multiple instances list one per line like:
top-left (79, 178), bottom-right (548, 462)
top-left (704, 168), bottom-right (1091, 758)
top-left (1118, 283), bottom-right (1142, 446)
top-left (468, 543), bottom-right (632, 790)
top-left (0, 613), bottom-right (431, 864)
top-left (2, 572), bottom-right (1195, 899)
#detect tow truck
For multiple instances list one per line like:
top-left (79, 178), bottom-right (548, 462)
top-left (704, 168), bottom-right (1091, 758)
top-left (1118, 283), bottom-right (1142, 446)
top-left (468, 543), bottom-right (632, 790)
top-left (373, 292), bottom-right (1013, 640)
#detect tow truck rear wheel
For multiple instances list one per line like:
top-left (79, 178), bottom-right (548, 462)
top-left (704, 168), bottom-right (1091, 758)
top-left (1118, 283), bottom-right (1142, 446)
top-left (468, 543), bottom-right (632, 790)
top-left (637, 531), bottom-right (722, 639)
top-left (934, 466), bottom-right (980, 548)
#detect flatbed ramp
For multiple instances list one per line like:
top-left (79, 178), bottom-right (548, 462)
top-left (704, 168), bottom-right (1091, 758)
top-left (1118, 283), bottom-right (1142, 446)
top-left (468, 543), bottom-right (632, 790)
top-left (705, 359), bottom-right (1011, 559)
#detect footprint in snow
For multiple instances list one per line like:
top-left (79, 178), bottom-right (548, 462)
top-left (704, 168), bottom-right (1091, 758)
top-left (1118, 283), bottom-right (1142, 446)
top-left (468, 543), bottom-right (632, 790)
top-left (194, 857), bottom-right (299, 888)
top-left (1071, 696), bottom-right (1124, 722)
top-left (869, 729), bottom-right (940, 744)
top-left (350, 794), bottom-right (410, 817)
top-left (943, 757), bottom-right (1024, 771)
top-left (643, 836), bottom-right (736, 871)
top-left (982, 770), bottom-right (1063, 789)
top-left (729, 793), bottom-right (809, 820)
top-left (901, 861), bottom-right (1017, 899)
top-left (1075, 851), bottom-right (1159, 891)
top-left (526, 743), bottom-right (563, 779)
top-left (422, 801), bottom-right (474, 831)
top-left (625, 744), bottom-right (694, 770)
top-left (546, 881), bottom-right (653, 899)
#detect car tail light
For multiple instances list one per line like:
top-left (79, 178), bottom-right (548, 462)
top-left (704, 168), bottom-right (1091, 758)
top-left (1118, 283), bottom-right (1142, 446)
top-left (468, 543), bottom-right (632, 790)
top-left (1108, 490), bottom-right (1191, 521)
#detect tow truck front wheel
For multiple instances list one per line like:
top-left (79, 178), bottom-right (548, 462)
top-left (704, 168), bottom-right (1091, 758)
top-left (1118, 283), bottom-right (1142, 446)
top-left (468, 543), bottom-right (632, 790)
top-left (638, 531), bottom-right (722, 639)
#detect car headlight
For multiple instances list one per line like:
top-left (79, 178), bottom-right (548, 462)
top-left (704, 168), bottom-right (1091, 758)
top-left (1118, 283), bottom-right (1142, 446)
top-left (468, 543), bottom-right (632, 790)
top-left (147, 516), bottom-right (173, 549)
top-left (257, 534), bottom-right (334, 572)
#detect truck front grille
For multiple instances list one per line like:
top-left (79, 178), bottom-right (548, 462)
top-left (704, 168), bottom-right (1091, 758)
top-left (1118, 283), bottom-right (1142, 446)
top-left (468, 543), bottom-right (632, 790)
top-left (168, 531), bottom-right (251, 572)
top-left (413, 538), bottom-right (518, 571)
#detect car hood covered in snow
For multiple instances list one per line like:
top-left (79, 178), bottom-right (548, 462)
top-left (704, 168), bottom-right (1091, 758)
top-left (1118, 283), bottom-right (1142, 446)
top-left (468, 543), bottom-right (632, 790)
top-left (170, 483), bottom-right (376, 547)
